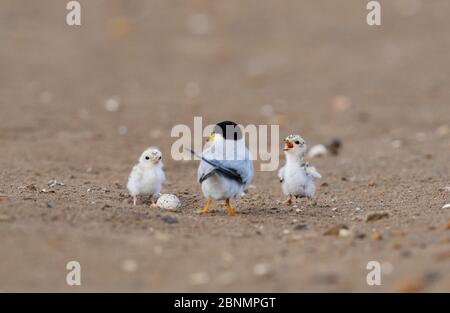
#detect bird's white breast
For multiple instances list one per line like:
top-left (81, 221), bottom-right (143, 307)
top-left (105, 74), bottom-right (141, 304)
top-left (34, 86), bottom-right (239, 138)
top-left (201, 175), bottom-right (244, 200)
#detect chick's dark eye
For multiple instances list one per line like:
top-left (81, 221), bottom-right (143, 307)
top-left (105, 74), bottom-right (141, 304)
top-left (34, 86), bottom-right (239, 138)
top-left (145, 156), bottom-right (150, 160)
top-left (295, 140), bottom-right (300, 145)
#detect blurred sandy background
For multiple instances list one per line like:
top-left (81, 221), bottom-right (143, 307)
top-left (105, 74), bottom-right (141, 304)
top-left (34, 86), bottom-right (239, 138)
top-left (0, 0), bottom-right (449, 291)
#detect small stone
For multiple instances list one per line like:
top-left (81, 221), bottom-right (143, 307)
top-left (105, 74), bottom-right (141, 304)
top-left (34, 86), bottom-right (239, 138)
top-left (331, 207), bottom-right (338, 212)
top-left (325, 139), bottom-right (342, 156)
top-left (189, 272), bottom-right (210, 285)
top-left (371, 232), bottom-right (383, 240)
top-left (294, 224), bottom-right (308, 231)
top-left (26, 184), bottom-right (38, 191)
top-left (323, 224), bottom-right (348, 236)
top-left (368, 181), bottom-right (377, 187)
top-left (366, 211), bottom-right (390, 222)
top-left (320, 182), bottom-right (329, 187)
top-left (295, 208), bottom-right (301, 213)
top-left (121, 259), bottom-right (138, 273)
top-left (354, 230), bottom-right (366, 239)
top-left (161, 215), bottom-right (178, 224)
top-left (355, 207), bottom-right (362, 212)
top-left (442, 203), bottom-right (450, 209)
top-left (47, 180), bottom-right (65, 188)
top-left (104, 96), bottom-right (120, 112)
top-left (338, 229), bottom-right (352, 238)
top-left (253, 263), bottom-right (271, 277)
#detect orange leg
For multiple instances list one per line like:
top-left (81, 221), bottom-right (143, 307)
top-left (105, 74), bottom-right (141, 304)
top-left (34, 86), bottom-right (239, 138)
top-left (226, 199), bottom-right (236, 216)
top-left (282, 195), bottom-right (293, 205)
top-left (202, 199), bottom-right (212, 213)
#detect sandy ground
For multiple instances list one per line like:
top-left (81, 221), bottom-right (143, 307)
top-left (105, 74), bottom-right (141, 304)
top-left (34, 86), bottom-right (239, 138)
top-left (1, 0), bottom-right (450, 292)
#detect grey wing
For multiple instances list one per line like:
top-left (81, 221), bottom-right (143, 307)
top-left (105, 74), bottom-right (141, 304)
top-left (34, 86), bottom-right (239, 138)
top-left (129, 164), bottom-right (143, 182)
top-left (197, 149), bottom-right (253, 186)
top-left (278, 165), bottom-right (285, 183)
top-left (306, 165), bottom-right (321, 179)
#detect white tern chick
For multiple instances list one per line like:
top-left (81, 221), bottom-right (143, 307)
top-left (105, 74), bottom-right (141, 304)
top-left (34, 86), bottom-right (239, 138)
top-left (127, 147), bottom-right (165, 206)
top-left (278, 135), bottom-right (321, 205)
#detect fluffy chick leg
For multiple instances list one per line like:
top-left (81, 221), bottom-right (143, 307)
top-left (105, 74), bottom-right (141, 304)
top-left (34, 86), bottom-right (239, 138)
top-left (133, 196), bottom-right (138, 206)
top-left (282, 195), bottom-right (293, 205)
top-left (226, 199), bottom-right (236, 216)
top-left (201, 199), bottom-right (212, 213)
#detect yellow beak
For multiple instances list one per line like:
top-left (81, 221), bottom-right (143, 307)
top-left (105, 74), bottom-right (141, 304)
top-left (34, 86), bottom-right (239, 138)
top-left (207, 132), bottom-right (215, 142)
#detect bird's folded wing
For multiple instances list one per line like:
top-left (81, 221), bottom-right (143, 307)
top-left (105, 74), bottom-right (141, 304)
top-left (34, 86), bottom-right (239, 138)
top-left (278, 166), bottom-right (285, 183)
top-left (306, 165), bottom-right (322, 179)
top-left (188, 148), bottom-right (252, 185)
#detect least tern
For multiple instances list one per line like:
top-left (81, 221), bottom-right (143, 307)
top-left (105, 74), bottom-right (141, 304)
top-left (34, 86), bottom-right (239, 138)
top-left (190, 121), bottom-right (253, 216)
top-left (278, 135), bottom-right (321, 205)
top-left (127, 147), bottom-right (165, 206)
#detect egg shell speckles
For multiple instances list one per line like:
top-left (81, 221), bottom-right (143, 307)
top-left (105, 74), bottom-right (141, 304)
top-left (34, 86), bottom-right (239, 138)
top-left (157, 194), bottom-right (181, 210)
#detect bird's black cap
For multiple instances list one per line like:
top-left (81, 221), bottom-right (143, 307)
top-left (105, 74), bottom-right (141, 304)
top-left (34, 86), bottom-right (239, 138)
top-left (214, 121), bottom-right (242, 140)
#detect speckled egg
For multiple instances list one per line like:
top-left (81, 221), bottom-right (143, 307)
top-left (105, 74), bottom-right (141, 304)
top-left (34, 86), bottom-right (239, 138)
top-left (156, 194), bottom-right (181, 210)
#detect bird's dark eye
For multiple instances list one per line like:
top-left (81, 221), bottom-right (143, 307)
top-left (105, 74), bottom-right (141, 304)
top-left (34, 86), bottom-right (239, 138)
top-left (145, 156), bottom-right (150, 160)
top-left (295, 140), bottom-right (300, 145)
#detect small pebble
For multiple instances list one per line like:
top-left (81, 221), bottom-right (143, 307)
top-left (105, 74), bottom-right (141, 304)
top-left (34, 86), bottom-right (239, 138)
top-left (366, 211), bottom-right (390, 222)
top-left (294, 224), bottom-right (308, 231)
top-left (161, 215), bottom-right (178, 224)
top-left (47, 180), bottom-right (65, 188)
top-left (104, 96), bottom-right (120, 112)
top-left (354, 230), bottom-right (366, 239)
top-left (338, 229), bottom-right (352, 238)
top-left (371, 232), bottom-right (383, 241)
top-left (189, 272), bottom-right (210, 285)
top-left (442, 203), bottom-right (450, 209)
top-left (253, 263), bottom-right (271, 277)
top-left (323, 224), bottom-right (348, 236)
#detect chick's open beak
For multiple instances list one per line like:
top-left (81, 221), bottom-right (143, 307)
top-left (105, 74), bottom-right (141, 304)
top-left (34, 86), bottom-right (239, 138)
top-left (284, 142), bottom-right (294, 151)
